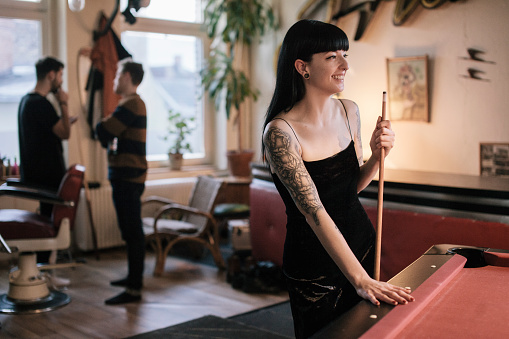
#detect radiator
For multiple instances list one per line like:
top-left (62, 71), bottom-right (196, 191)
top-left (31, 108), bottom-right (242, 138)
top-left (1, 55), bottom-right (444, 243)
top-left (74, 177), bottom-right (196, 251)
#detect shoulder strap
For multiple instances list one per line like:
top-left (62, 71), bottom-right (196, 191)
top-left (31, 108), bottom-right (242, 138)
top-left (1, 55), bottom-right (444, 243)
top-left (272, 117), bottom-right (302, 147)
top-left (338, 99), bottom-right (353, 141)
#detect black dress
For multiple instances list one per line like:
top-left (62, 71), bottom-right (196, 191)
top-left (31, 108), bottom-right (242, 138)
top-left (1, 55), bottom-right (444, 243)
top-left (270, 107), bottom-right (375, 338)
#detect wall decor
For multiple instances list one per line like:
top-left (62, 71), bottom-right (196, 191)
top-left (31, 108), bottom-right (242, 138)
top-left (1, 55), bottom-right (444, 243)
top-left (386, 55), bottom-right (429, 122)
top-left (459, 48), bottom-right (495, 82)
top-left (461, 68), bottom-right (489, 82)
top-left (297, 0), bottom-right (462, 41)
top-left (392, 0), bottom-right (460, 26)
top-left (460, 48), bottom-right (496, 64)
top-left (480, 143), bottom-right (509, 177)
top-left (298, 0), bottom-right (343, 23)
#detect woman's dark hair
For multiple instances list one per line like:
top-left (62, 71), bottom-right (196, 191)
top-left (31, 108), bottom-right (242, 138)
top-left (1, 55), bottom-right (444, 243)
top-left (262, 20), bottom-right (349, 157)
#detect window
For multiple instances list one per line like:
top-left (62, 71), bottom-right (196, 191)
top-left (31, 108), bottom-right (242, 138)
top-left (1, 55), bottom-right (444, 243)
top-left (130, 0), bottom-right (203, 23)
top-left (0, 0), bottom-right (48, 166)
top-left (120, 0), bottom-right (211, 166)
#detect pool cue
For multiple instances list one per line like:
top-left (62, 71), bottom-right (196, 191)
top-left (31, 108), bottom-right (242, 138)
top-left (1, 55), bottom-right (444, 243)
top-left (374, 91), bottom-right (387, 281)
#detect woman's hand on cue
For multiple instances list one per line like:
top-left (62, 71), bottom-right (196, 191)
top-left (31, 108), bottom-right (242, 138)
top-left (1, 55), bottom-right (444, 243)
top-left (355, 278), bottom-right (415, 306)
top-left (369, 116), bottom-right (395, 160)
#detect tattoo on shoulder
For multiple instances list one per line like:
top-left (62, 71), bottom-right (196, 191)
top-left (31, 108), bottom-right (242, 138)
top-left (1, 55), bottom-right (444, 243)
top-left (355, 105), bottom-right (364, 164)
top-left (355, 105), bottom-right (362, 142)
top-left (264, 126), bottom-right (323, 225)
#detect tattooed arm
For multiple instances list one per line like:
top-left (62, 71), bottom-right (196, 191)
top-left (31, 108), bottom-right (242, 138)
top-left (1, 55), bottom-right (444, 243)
top-left (263, 120), bottom-right (412, 307)
top-left (263, 121), bottom-right (323, 225)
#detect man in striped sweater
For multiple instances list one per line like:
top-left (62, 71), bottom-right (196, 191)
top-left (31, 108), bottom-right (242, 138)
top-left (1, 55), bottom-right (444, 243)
top-left (96, 60), bottom-right (147, 305)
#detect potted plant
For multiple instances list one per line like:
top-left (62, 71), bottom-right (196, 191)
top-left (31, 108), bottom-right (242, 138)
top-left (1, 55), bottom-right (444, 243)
top-left (201, 0), bottom-right (277, 177)
top-left (163, 110), bottom-right (196, 170)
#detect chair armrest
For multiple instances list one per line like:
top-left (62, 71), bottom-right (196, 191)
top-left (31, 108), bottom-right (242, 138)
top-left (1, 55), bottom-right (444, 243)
top-left (142, 196), bottom-right (179, 218)
top-left (142, 195), bottom-right (177, 205)
top-left (149, 203), bottom-right (220, 240)
top-left (151, 203), bottom-right (217, 236)
top-left (0, 183), bottom-right (73, 207)
top-left (154, 203), bottom-right (214, 221)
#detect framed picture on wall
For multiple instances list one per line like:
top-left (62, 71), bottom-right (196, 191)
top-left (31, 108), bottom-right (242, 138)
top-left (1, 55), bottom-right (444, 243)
top-left (386, 55), bottom-right (429, 122)
top-left (480, 143), bottom-right (509, 177)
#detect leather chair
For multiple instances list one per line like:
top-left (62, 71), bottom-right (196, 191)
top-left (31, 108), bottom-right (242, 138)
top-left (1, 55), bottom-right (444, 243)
top-left (0, 164), bottom-right (85, 314)
top-left (142, 176), bottom-right (226, 276)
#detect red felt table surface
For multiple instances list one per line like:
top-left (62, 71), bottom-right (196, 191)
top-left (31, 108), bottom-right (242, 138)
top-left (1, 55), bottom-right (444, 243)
top-left (398, 264), bottom-right (509, 338)
top-left (361, 252), bottom-right (509, 339)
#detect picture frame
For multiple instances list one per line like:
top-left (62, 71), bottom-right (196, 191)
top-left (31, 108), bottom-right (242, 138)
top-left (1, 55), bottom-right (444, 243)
top-left (480, 143), bottom-right (509, 177)
top-left (386, 55), bottom-right (429, 122)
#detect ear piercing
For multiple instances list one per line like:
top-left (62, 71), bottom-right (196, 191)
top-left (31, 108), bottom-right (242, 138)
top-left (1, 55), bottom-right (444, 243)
top-left (304, 73), bottom-right (310, 79)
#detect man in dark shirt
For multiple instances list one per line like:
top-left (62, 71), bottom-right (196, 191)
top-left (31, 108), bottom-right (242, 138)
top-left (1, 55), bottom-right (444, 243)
top-left (96, 60), bottom-right (147, 305)
top-left (18, 56), bottom-right (77, 217)
top-left (18, 56), bottom-right (77, 269)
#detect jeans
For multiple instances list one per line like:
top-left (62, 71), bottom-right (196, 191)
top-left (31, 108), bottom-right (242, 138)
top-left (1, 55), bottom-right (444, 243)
top-left (110, 180), bottom-right (145, 290)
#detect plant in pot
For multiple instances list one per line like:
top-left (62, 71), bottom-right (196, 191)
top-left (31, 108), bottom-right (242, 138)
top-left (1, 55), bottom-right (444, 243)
top-left (163, 109), bottom-right (196, 171)
top-left (201, 0), bottom-right (278, 177)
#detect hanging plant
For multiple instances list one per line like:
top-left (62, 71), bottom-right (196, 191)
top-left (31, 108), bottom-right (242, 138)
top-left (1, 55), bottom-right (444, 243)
top-left (201, 50), bottom-right (259, 120)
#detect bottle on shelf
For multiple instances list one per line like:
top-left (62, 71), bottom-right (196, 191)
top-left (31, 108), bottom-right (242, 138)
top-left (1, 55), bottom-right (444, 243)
top-left (6, 159), bottom-right (11, 177)
top-left (11, 157), bottom-right (19, 176)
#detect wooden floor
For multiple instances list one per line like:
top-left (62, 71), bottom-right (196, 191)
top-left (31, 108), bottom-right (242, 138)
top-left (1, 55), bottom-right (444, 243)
top-left (0, 248), bottom-right (289, 339)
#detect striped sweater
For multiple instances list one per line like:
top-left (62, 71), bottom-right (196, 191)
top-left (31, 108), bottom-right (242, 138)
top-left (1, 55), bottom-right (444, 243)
top-left (96, 94), bottom-right (147, 183)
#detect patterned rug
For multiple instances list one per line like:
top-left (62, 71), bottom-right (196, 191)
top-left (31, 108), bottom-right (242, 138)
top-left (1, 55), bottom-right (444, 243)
top-left (125, 311), bottom-right (292, 339)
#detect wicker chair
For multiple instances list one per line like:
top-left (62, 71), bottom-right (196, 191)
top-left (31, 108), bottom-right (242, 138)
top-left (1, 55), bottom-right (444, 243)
top-left (142, 176), bottom-right (226, 276)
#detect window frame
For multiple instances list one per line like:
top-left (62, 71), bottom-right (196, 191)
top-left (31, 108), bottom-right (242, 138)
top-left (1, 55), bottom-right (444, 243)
top-left (0, 1), bottom-right (51, 56)
top-left (119, 16), bottom-right (214, 169)
top-left (0, 0), bottom-right (54, 163)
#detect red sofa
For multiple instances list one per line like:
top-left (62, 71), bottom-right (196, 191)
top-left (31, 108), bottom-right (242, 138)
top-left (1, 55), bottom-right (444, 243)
top-left (249, 179), bottom-right (287, 268)
top-left (249, 178), bottom-right (509, 281)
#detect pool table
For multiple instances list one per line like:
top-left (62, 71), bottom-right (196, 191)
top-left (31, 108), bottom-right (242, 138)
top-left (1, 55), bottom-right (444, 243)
top-left (312, 244), bottom-right (509, 338)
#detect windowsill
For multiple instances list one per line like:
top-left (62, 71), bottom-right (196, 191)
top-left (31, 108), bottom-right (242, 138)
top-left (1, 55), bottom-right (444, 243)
top-left (146, 165), bottom-right (228, 181)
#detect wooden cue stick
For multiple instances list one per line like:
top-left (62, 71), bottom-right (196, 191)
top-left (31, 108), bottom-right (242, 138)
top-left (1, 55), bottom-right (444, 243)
top-left (374, 91), bottom-right (387, 281)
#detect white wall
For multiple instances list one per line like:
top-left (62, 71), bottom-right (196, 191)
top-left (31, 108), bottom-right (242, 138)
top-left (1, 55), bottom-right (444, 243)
top-left (251, 0), bottom-right (509, 176)
top-left (54, 1), bottom-right (509, 177)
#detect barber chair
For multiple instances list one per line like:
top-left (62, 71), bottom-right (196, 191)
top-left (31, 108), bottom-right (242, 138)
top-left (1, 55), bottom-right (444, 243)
top-left (0, 164), bottom-right (85, 314)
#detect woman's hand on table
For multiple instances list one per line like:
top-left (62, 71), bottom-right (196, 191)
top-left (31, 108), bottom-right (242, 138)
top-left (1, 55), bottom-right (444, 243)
top-left (356, 278), bottom-right (415, 306)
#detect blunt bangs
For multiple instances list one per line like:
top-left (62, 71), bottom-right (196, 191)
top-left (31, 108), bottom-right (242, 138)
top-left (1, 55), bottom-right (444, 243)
top-left (308, 21), bottom-right (349, 54)
top-left (286, 20), bottom-right (349, 63)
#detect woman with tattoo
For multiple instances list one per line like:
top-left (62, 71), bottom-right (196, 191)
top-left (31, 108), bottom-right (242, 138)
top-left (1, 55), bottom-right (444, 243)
top-left (262, 20), bottom-right (414, 338)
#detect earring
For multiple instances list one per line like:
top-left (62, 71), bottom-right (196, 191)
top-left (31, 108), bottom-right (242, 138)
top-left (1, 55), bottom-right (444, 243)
top-left (304, 73), bottom-right (310, 79)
